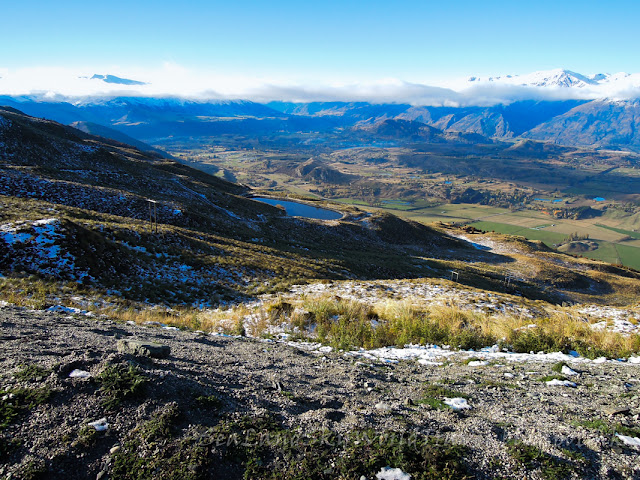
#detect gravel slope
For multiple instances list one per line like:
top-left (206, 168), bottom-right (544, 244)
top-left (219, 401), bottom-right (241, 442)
top-left (1, 305), bottom-right (639, 479)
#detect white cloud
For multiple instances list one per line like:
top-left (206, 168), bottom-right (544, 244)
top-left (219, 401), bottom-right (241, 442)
top-left (238, 80), bottom-right (461, 105)
top-left (1, 64), bottom-right (639, 105)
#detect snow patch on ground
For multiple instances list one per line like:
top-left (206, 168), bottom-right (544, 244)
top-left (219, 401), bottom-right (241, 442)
top-left (74, 143), bottom-right (98, 154)
top-left (546, 379), bottom-right (577, 387)
top-left (314, 342), bottom-right (640, 367)
top-left (561, 365), bottom-right (578, 376)
top-left (88, 418), bottom-right (109, 432)
top-left (376, 467), bottom-right (411, 480)
top-left (120, 241), bottom-right (147, 253)
top-left (0, 218), bottom-right (89, 280)
top-left (69, 369), bottom-right (91, 379)
top-left (47, 305), bottom-right (93, 316)
top-left (581, 305), bottom-right (639, 334)
top-left (468, 360), bottom-right (489, 366)
top-left (615, 434), bottom-right (640, 447)
top-left (444, 397), bottom-right (471, 410)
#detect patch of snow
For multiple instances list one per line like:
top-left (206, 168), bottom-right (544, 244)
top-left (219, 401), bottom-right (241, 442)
top-left (615, 434), bottom-right (640, 447)
top-left (0, 218), bottom-right (89, 281)
top-left (546, 379), bottom-right (577, 387)
top-left (581, 305), bottom-right (639, 334)
top-left (376, 467), bottom-right (411, 480)
top-left (0, 230), bottom-right (32, 244)
top-left (341, 342), bottom-right (608, 367)
top-left (345, 344), bottom-right (459, 364)
top-left (467, 360), bottom-right (489, 366)
top-left (47, 305), bottom-right (87, 315)
top-left (143, 321), bottom-right (166, 327)
top-left (88, 418), bottom-right (109, 431)
top-left (120, 241), bottom-right (147, 253)
top-left (69, 369), bottom-right (91, 379)
top-left (561, 365), bottom-right (578, 376)
top-left (221, 208), bottom-right (241, 219)
top-left (418, 359), bottom-right (443, 366)
top-left (444, 397), bottom-right (471, 410)
top-left (74, 143), bottom-right (97, 153)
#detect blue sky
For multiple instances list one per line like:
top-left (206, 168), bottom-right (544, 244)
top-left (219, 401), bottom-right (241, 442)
top-left (2, 0), bottom-right (639, 82)
top-left (1, 0), bottom-right (640, 101)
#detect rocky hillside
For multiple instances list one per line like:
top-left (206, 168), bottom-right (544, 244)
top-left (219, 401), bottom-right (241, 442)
top-left (2, 107), bottom-right (640, 480)
top-left (523, 100), bottom-right (640, 148)
top-left (0, 107), bottom-right (474, 305)
top-left (3, 106), bottom-right (640, 309)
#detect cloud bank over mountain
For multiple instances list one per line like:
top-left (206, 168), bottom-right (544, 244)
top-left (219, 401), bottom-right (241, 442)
top-left (1, 66), bottom-right (639, 106)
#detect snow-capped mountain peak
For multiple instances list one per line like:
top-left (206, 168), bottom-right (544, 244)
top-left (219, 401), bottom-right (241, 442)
top-left (521, 69), bottom-right (597, 88)
top-left (468, 69), bottom-right (600, 88)
top-left (89, 74), bottom-right (147, 86)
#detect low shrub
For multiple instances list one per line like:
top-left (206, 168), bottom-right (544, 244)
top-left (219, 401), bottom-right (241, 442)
top-left (96, 363), bottom-right (147, 410)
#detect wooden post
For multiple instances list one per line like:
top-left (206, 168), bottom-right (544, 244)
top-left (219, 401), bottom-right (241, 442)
top-left (504, 272), bottom-right (514, 288)
top-left (148, 199), bottom-right (158, 234)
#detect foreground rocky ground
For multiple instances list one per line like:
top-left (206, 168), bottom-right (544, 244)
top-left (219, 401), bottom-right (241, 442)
top-left (1, 304), bottom-right (639, 480)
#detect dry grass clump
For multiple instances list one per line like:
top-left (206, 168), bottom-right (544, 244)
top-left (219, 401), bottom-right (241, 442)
top-left (485, 307), bottom-right (640, 358)
top-left (1, 273), bottom-right (638, 358)
top-left (246, 295), bottom-right (640, 358)
top-left (0, 275), bottom-right (96, 311)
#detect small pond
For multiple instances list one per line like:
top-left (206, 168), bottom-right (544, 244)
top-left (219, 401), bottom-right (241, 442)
top-left (252, 197), bottom-right (343, 220)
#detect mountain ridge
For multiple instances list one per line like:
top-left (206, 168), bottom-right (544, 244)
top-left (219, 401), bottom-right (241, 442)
top-left (2, 83), bottom-right (640, 150)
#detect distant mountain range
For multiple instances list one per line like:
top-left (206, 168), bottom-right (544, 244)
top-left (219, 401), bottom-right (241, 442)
top-left (2, 68), bottom-right (640, 151)
top-left (268, 98), bottom-right (640, 150)
top-left (466, 68), bottom-right (639, 90)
